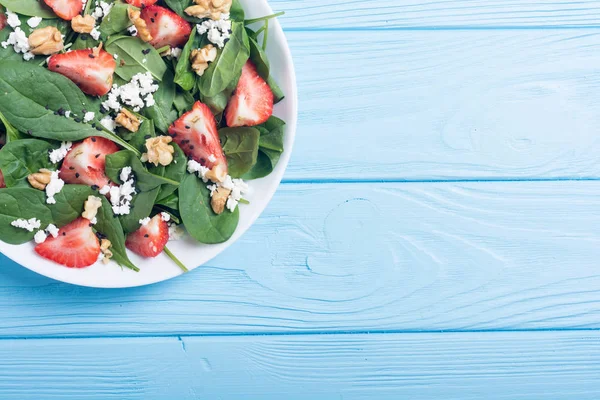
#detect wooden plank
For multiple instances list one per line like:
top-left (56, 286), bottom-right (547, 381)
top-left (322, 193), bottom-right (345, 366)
top-left (270, 0), bottom-right (600, 29)
top-left (284, 30), bottom-right (600, 180)
top-left (1, 331), bottom-right (600, 399)
top-left (1, 181), bottom-right (600, 337)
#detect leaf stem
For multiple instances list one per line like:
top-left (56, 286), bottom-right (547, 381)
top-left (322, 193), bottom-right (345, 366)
top-left (244, 11), bottom-right (285, 25)
top-left (164, 245), bottom-right (188, 273)
top-left (262, 19), bottom-right (269, 50)
top-left (156, 45), bottom-right (171, 54)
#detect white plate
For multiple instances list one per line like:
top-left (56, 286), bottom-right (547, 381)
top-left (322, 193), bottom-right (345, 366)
top-left (0, 0), bottom-right (297, 288)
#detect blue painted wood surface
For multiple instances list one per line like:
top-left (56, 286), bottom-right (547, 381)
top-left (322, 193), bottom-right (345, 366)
top-left (1, 1), bottom-right (600, 398)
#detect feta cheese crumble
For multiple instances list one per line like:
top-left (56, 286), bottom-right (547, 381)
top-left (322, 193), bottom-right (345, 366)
top-left (170, 47), bottom-right (182, 59)
top-left (128, 25), bottom-right (138, 36)
top-left (197, 14), bottom-right (231, 49)
top-left (6, 10), bottom-right (21, 28)
top-left (160, 212), bottom-right (171, 222)
top-left (109, 167), bottom-right (137, 215)
top-left (27, 17), bottom-right (43, 28)
top-left (83, 111), bottom-right (96, 123)
top-left (46, 224), bottom-right (59, 238)
top-left (208, 175), bottom-right (249, 212)
top-left (139, 217), bottom-right (151, 226)
top-left (34, 230), bottom-right (47, 244)
top-left (11, 218), bottom-right (41, 232)
top-left (49, 141), bottom-right (73, 164)
top-left (100, 116), bottom-right (116, 132)
top-left (64, 110), bottom-right (71, 118)
top-left (168, 222), bottom-right (184, 241)
top-left (187, 159), bottom-right (210, 182)
top-left (92, 1), bottom-right (113, 20)
top-left (90, 26), bottom-right (101, 40)
top-left (102, 72), bottom-right (159, 112)
top-left (45, 171), bottom-right (65, 204)
top-left (99, 185), bottom-right (111, 195)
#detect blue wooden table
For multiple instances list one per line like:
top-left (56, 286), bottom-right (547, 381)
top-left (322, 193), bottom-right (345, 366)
top-left (2, 1), bottom-right (600, 398)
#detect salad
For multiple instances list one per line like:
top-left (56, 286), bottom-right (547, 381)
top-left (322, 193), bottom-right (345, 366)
top-left (0, 0), bottom-right (286, 273)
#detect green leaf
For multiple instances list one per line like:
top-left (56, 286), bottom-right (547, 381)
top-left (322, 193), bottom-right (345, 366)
top-left (242, 116), bottom-right (285, 179)
top-left (230, 0), bottom-right (245, 22)
top-left (174, 26), bottom-right (200, 91)
top-left (163, 0), bottom-right (190, 17)
top-left (179, 173), bottom-right (239, 244)
top-left (95, 196), bottom-right (139, 271)
top-left (127, 114), bottom-right (156, 152)
top-left (143, 68), bottom-right (178, 133)
top-left (199, 76), bottom-right (238, 114)
top-left (219, 127), bottom-right (260, 178)
top-left (105, 150), bottom-right (180, 192)
top-left (0, 61), bottom-right (138, 152)
top-left (0, 0), bottom-right (57, 18)
top-left (246, 30), bottom-right (270, 80)
top-left (119, 187), bottom-right (160, 233)
top-left (0, 139), bottom-right (54, 187)
top-left (198, 21), bottom-right (250, 98)
top-left (173, 90), bottom-right (195, 115)
top-left (105, 36), bottom-right (167, 81)
top-left (100, 0), bottom-right (134, 38)
top-left (0, 185), bottom-right (93, 245)
top-left (0, 110), bottom-right (24, 142)
top-left (156, 192), bottom-right (179, 212)
top-left (70, 33), bottom-right (100, 50)
top-left (267, 74), bottom-right (285, 104)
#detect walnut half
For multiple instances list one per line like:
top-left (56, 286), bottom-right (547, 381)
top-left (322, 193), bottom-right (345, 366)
top-left (128, 8), bottom-right (152, 42)
top-left (27, 168), bottom-right (53, 190)
top-left (190, 44), bottom-right (217, 76)
top-left (185, 0), bottom-right (232, 20)
top-left (211, 187), bottom-right (231, 214)
top-left (71, 15), bottom-right (96, 34)
top-left (115, 108), bottom-right (141, 132)
top-left (28, 26), bottom-right (64, 55)
top-left (141, 136), bottom-right (175, 167)
top-left (100, 238), bottom-right (113, 264)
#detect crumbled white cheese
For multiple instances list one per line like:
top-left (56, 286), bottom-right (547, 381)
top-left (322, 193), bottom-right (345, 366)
top-left (27, 17), bottom-right (43, 28)
top-left (90, 26), bottom-right (101, 40)
top-left (109, 167), bottom-right (136, 215)
top-left (45, 170), bottom-right (65, 204)
top-left (209, 175), bottom-right (249, 212)
top-left (34, 230), bottom-right (47, 244)
top-left (49, 141), bottom-right (73, 164)
top-left (113, 53), bottom-right (118, 59)
top-left (99, 185), bottom-right (111, 195)
top-left (46, 224), bottom-right (59, 238)
top-left (170, 47), bottom-right (182, 59)
top-left (102, 72), bottom-right (159, 112)
top-left (208, 154), bottom-right (217, 163)
top-left (187, 159), bottom-right (210, 183)
top-left (23, 51), bottom-right (35, 61)
top-left (83, 111), bottom-right (96, 123)
top-left (100, 116), bottom-right (115, 132)
top-left (64, 110), bottom-right (71, 118)
top-left (92, 1), bottom-right (113, 20)
top-left (139, 217), bottom-right (151, 226)
top-left (128, 25), bottom-right (138, 36)
top-left (11, 218), bottom-right (41, 232)
top-left (6, 10), bottom-right (21, 28)
top-left (197, 14), bottom-right (231, 48)
top-left (168, 222), bottom-right (184, 241)
top-left (1, 27), bottom-right (31, 56)
top-left (160, 212), bottom-right (171, 222)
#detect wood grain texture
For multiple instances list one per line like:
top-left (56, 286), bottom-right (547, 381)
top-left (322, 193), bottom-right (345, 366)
top-left (285, 30), bottom-right (600, 180)
top-left (1, 181), bottom-right (600, 337)
top-left (1, 331), bottom-right (600, 399)
top-left (270, 0), bottom-right (600, 29)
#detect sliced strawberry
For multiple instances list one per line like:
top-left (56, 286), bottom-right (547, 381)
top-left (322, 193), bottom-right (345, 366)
top-left (0, 7), bottom-right (6, 31)
top-left (48, 48), bottom-right (116, 96)
top-left (126, 214), bottom-right (169, 258)
top-left (168, 101), bottom-right (228, 181)
top-left (59, 137), bottom-right (119, 189)
top-left (35, 217), bottom-right (100, 268)
top-left (225, 61), bottom-right (274, 127)
top-left (125, 0), bottom-right (158, 6)
top-left (140, 5), bottom-right (191, 49)
top-left (43, 0), bottom-right (83, 21)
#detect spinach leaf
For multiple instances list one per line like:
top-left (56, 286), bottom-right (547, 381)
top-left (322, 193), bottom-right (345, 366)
top-left (163, 0), bottom-right (191, 17)
top-left (156, 192), bottom-right (179, 212)
top-left (152, 143), bottom-right (187, 201)
top-left (99, 0), bottom-right (133, 38)
top-left (173, 90), bottom-right (195, 115)
top-left (0, 110), bottom-right (24, 142)
top-left (198, 21), bottom-right (249, 98)
top-left (179, 173), bottom-right (239, 244)
top-left (70, 33), bottom-right (100, 50)
top-left (105, 36), bottom-right (167, 81)
top-left (199, 76), bottom-right (238, 114)
top-left (127, 114), bottom-right (156, 152)
top-left (0, 29), bottom-right (22, 62)
top-left (0, 139), bottom-right (54, 187)
top-left (247, 30), bottom-right (270, 80)
top-left (0, 0), bottom-right (57, 18)
top-left (0, 61), bottom-right (137, 152)
top-left (267, 75), bottom-right (285, 104)
top-left (105, 150), bottom-right (179, 192)
top-left (174, 26), bottom-right (200, 91)
top-left (143, 68), bottom-right (178, 133)
top-left (230, 0), bottom-right (245, 22)
top-left (0, 185), bottom-right (93, 245)
top-left (219, 127), bottom-right (260, 178)
top-left (119, 187), bottom-right (160, 233)
top-left (95, 196), bottom-right (139, 271)
top-left (242, 116), bottom-right (285, 179)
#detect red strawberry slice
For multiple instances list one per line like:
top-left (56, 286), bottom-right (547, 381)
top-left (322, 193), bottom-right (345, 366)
top-left (48, 48), bottom-right (116, 96)
top-left (140, 5), bottom-right (191, 49)
top-left (35, 217), bottom-right (100, 268)
top-left (42, 0), bottom-right (83, 21)
top-left (59, 137), bottom-right (119, 189)
top-left (126, 214), bottom-right (169, 257)
top-left (0, 7), bottom-right (7, 31)
top-left (124, 0), bottom-right (158, 6)
top-left (225, 61), bottom-right (274, 127)
top-left (168, 101), bottom-right (228, 182)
